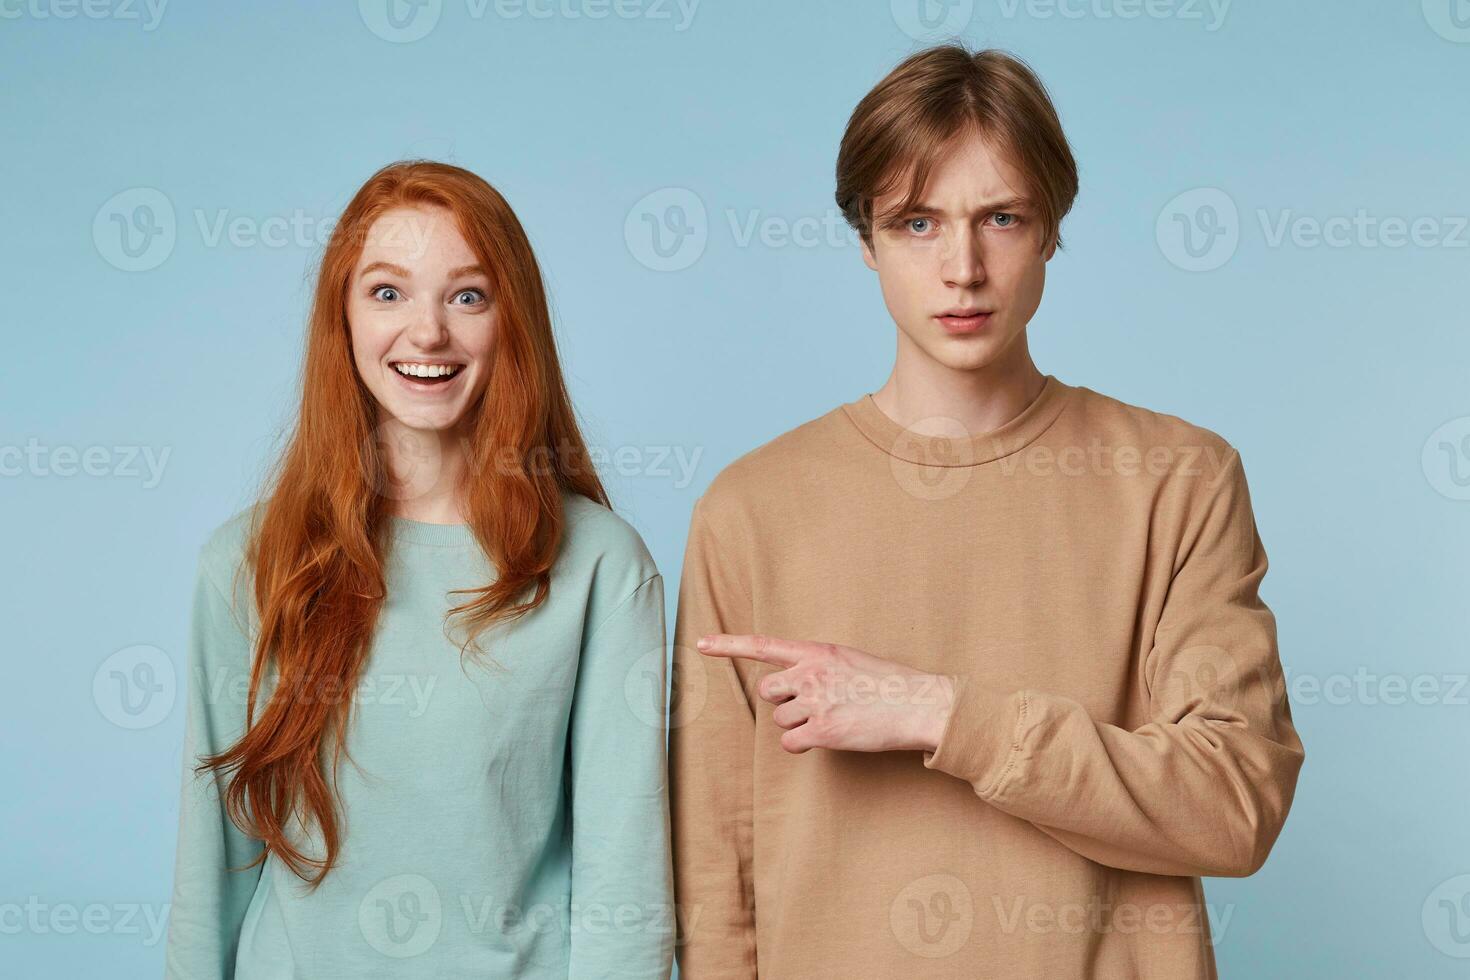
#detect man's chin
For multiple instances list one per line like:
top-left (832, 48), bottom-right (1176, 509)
top-left (922, 342), bottom-right (1002, 374)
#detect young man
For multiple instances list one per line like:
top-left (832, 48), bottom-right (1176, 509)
top-left (669, 45), bottom-right (1305, 978)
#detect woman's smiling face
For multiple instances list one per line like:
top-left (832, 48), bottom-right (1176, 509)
top-left (346, 204), bottom-right (497, 434)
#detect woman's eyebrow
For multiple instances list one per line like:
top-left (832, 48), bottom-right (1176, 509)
top-left (355, 262), bottom-right (488, 280)
top-left (357, 260), bottom-right (411, 280)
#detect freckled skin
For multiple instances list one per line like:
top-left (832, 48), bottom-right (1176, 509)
top-left (346, 205), bottom-right (497, 437)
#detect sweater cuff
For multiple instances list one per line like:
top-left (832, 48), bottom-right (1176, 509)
top-left (921, 681), bottom-right (1028, 800)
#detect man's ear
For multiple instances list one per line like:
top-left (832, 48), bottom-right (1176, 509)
top-left (860, 234), bottom-right (879, 271)
top-left (1042, 232), bottom-right (1058, 262)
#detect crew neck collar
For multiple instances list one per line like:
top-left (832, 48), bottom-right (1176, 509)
top-left (841, 374), bottom-right (1074, 467)
top-left (387, 514), bottom-right (477, 548)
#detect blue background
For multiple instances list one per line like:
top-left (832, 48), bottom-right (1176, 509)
top-left (2, 1), bottom-right (1468, 975)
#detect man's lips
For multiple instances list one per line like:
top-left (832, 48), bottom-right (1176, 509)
top-left (936, 309), bottom-right (994, 333)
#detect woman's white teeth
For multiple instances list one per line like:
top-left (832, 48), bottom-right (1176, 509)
top-left (394, 362), bottom-right (461, 378)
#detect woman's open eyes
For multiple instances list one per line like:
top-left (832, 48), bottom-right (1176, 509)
top-left (370, 285), bottom-right (487, 305)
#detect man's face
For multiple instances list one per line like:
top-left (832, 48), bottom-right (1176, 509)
top-left (860, 129), bottom-right (1056, 373)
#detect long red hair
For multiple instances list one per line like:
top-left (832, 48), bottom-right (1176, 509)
top-left (198, 160), bottom-right (607, 887)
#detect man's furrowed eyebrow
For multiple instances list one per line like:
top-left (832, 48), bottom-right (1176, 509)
top-left (903, 197), bottom-right (1032, 217)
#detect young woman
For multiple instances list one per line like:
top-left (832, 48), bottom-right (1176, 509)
top-left (164, 161), bottom-right (674, 978)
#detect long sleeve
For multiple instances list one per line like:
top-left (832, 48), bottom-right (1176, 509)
top-left (164, 546), bottom-right (267, 979)
top-left (667, 498), bottom-right (759, 979)
top-left (566, 572), bottom-right (676, 979)
top-left (923, 448), bottom-right (1306, 878)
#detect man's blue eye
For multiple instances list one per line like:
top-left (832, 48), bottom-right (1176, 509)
top-left (908, 217), bottom-right (932, 234)
top-left (994, 213), bottom-right (1017, 227)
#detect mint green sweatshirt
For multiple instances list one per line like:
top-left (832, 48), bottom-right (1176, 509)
top-left (163, 493), bottom-right (674, 979)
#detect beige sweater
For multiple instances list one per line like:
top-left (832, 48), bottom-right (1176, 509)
top-left (669, 375), bottom-right (1305, 979)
